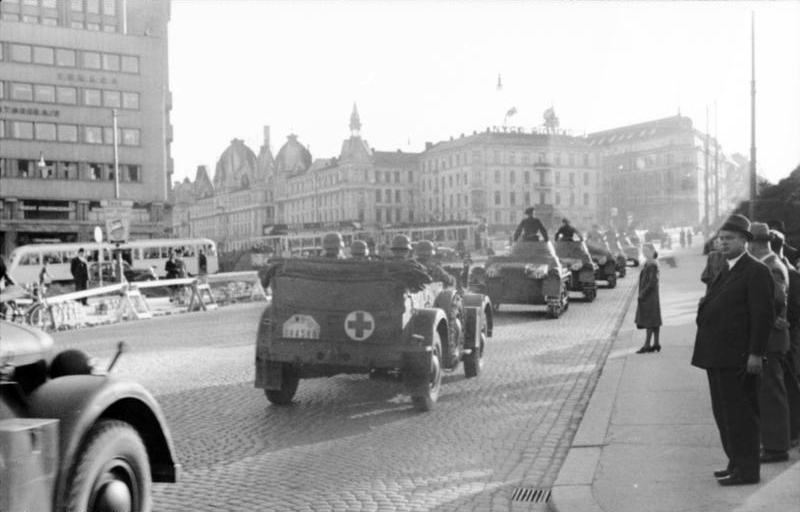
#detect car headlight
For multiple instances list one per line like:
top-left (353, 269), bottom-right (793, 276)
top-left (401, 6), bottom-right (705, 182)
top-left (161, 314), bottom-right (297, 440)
top-left (597, 256), bottom-right (607, 265)
top-left (570, 261), bottom-right (583, 271)
top-left (524, 264), bottom-right (549, 279)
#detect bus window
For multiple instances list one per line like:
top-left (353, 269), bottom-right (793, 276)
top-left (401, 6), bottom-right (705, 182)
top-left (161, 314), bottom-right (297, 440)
top-left (160, 246), bottom-right (171, 258)
top-left (182, 245), bottom-right (195, 257)
top-left (131, 247), bottom-right (141, 260)
top-left (43, 251), bottom-right (62, 265)
top-left (20, 253), bottom-right (41, 266)
top-left (204, 244), bottom-right (216, 256)
top-left (143, 247), bottom-right (160, 259)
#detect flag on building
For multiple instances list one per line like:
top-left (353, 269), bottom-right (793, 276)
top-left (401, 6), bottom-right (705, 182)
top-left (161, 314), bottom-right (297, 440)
top-left (506, 107), bottom-right (518, 117)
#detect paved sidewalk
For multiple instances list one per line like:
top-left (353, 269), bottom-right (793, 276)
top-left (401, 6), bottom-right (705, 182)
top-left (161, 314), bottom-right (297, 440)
top-left (551, 247), bottom-right (800, 512)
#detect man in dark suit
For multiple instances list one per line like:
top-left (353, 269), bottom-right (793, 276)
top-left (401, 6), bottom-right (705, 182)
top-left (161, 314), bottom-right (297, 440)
top-left (692, 214), bottom-right (775, 486)
top-left (70, 248), bottom-right (89, 305)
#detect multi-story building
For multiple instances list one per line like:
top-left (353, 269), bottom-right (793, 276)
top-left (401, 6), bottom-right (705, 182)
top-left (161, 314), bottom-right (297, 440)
top-left (419, 125), bottom-right (602, 234)
top-left (588, 115), bottom-right (747, 230)
top-left (0, 0), bottom-right (172, 255)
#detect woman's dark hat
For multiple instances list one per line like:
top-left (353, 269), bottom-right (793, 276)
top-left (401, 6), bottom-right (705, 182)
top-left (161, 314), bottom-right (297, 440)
top-left (718, 214), bottom-right (753, 240)
top-left (524, 207), bottom-right (535, 215)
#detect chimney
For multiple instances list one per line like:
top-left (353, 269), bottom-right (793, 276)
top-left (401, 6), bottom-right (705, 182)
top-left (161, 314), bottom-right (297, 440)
top-left (425, 142), bottom-right (433, 150)
top-left (263, 125), bottom-right (270, 148)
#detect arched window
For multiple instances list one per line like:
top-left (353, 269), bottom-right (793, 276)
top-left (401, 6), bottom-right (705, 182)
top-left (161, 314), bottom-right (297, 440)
top-left (240, 174), bottom-right (250, 189)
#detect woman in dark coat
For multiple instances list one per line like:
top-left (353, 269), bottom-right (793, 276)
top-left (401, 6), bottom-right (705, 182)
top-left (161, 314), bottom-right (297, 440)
top-left (635, 243), bottom-right (663, 353)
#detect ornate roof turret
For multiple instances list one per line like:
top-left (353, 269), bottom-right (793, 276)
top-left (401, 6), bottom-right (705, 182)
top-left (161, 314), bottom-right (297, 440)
top-left (194, 165), bottom-right (214, 198)
top-left (350, 102), bottom-right (361, 137)
top-left (213, 138), bottom-right (258, 191)
top-left (275, 134), bottom-right (312, 175)
top-left (256, 125), bottom-right (274, 182)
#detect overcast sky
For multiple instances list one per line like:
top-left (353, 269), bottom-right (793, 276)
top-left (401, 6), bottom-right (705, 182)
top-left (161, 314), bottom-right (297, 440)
top-left (168, 0), bottom-right (800, 185)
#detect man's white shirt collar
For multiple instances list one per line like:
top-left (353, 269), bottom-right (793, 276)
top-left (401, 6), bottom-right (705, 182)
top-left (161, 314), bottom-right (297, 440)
top-left (727, 251), bottom-right (746, 269)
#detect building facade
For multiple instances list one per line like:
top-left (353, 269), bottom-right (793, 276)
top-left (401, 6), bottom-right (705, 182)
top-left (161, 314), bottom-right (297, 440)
top-left (0, 0), bottom-right (172, 255)
top-left (588, 115), bottom-right (748, 231)
top-left (419, 126), bottom-right (602, 234)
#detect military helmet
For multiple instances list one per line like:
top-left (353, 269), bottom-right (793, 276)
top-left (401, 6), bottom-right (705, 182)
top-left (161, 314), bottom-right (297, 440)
top-left (390, 234), bottom-right (412, 251)
top-left (350, 240), bottom-right (368, 257)
top-left (415, 240), bottom-right (435, 258)
top-left (322, 232), bottom-right (344, 250)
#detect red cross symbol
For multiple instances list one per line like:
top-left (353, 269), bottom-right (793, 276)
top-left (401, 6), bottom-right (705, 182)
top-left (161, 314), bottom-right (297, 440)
top-left (345, 311), bottom-right (374, 340)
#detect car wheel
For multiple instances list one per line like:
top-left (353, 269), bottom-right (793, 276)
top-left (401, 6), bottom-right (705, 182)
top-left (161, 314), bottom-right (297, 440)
top-left (583, 286), bottom-right (596, 302)
top-left (412, 336), bottom-right (442, 411)
top-left (464, 310), bottom-right (485, 378)
top-left (607, 274), bottom-right (617, 289)
top-left (618, 266), bottom-right (626, 278)
top-left (265, 364), bottom-right (300, 405)
top-left (64, 420), bottom-right (151, 512)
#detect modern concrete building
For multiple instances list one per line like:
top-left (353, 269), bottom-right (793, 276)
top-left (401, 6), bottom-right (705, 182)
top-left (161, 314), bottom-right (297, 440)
top-left (0, 0), bottom-right (172, 255)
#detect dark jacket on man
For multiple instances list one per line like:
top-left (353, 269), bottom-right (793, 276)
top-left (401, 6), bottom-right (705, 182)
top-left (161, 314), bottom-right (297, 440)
top-left (692, 252), bottom-right (774, 369)
top-left (70, 256), bottom-right (88, 287)
top-left (514, 217), bottom-right (548, 242)
top-left (555, 224), bottom-right (581, 241)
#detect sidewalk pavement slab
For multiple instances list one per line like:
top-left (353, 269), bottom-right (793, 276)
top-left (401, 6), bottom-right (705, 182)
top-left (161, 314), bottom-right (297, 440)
top-left (551, 247), bottom-right (800, 512)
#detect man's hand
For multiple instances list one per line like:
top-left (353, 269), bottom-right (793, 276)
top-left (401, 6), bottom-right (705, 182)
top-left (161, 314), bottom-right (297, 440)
top-left (746, 354), bottom-right (763, 375)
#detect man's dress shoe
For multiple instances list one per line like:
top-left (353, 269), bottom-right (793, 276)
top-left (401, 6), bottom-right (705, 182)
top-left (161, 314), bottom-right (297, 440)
top-left (717, 473), bottom-right (760, 486)
top-left (760, 450), bottom-right (789, 463)
top-left (713, 469), bottom-right (731, 478)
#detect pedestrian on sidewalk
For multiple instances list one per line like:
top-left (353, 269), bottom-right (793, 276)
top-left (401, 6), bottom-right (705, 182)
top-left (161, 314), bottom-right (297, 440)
top-left (749, 223), bottom-right (795, 463)
top-left (691, 214), bottom-right (775, 486)
top-left (687, 229), bottom-right (693, 249)
top-left (680, 228), bottom-right (686, 249)
top-left (635, 243), bottom-right (662, 353)
top-left (70, 248), bottom-right (89, 305)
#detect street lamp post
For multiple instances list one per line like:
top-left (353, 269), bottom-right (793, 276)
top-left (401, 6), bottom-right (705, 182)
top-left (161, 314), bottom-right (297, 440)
top-left (112, 108), bottom-right (120, 199)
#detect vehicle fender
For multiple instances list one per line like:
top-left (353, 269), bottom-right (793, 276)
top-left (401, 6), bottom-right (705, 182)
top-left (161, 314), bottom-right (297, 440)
top-left (403, 308), bottom-right (446, 392)
top-left (462, 292), bottom-right (493, 337)
top-left (27, 375), bottom-right (179, 507)
top-left (432, 288), bottom-right (459, 313)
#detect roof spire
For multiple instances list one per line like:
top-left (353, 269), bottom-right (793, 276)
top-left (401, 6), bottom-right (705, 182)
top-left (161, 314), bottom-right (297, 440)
top-left (350, 102), bottom-right (361, 137)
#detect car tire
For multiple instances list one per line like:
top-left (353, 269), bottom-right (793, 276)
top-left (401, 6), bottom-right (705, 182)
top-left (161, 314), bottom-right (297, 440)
top-left (464, 310), bottom-right (485, 378)
top-left (64, 420), bottom-right (151, 512)
top-left (583, 286), bottom-right (597, 302)
top-left (412, 336), bottom-right (442, 411)
top-left (607, 274), bottom-right (617, 289)
top-left (265, 364), bottom-right (300, 405)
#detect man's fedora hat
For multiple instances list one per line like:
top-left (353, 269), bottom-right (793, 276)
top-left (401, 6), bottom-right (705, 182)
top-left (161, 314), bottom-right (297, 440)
top-left (750, 222), bottom-right (771, 241)
top-left (718, 214), bottom-right (753, 240)
top-left (524, 207), bottom-right (535, 215)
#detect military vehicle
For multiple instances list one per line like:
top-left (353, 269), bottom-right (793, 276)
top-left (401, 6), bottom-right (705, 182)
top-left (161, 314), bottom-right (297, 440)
top-left (554, 240), bottom-right (598, 302)
top-left (619, 234), bottom-right (643, 267)
top-left (255, 258), bottom-right (492, 411)
top-left (606, 234), bottom-right (628, 278)
top-left (482, 241), bottom-right (570, 318)
top-left (0, 314), bottom-right (178, 512)
top-left (586, 240), bottom-right (618, 289)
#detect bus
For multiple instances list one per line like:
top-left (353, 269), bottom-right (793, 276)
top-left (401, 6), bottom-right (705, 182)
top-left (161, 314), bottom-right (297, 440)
top-left (6, 238), bottom-right (218, 284)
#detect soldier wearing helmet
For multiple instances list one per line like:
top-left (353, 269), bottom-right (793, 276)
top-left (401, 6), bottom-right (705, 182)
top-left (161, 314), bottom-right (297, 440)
top-left (414, 240), bottom-right (455, 287)
top-left (389, 234), bottom-right (413, 260)
top-left (513, 206), bottom-right (549, 242)
top-left (350, 240), bottom-right (370, 260)
top-left (322, 232), bottom-right (345, 259)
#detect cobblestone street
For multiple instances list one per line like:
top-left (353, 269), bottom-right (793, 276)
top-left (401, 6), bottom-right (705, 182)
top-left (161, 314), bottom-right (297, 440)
top-left (54, 272), bottom-right (637, 512)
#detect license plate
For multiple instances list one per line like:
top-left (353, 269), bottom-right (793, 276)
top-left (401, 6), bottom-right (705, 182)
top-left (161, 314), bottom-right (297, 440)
top-left (282, 314), bottom-right (320, 339)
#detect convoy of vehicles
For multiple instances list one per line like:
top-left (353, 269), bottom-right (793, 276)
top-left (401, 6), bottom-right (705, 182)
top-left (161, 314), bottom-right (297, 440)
top-left (255, 258), bottom-right (493, 411)
top-left (0, 294), bottom-right (178, 512)
top-left (586, 240), bottom-right (619, 289)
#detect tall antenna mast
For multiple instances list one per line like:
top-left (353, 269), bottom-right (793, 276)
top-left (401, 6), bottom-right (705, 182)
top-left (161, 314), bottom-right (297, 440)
top-left (749, 12), bottom-right (757, 220)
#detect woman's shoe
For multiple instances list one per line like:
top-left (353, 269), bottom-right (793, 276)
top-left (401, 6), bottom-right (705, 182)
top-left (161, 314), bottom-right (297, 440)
top-left (636, 346), bottom-right (652, 354)
top-left (652, 345), bottom-right (661, 353)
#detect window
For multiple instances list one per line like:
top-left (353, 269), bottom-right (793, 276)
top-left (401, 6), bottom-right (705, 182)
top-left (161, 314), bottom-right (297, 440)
top-left (103, 90), bottom-right (121, 108)
top-left (58, 124), bottom-right (78, 142)
top-left (570, 194), bottom-right (575, 206)
top-left (102, 0), bottom-right (116, 15)
top-left (524, 192), bottom-right (530, 205)
top-left (539, 192), bottom-right (546, 205)
top-left (42, 0), bottom-right (58, 7)
top-left (35, 123), bottom-right (56, 141)
top-left (85, 126), bottom-right (103, 144)
top-left (121, 55), bottom-right (138, 73)
top-left (583, 154), bottom-right (589, 166)
top-left (569, 173), bottom-right (575, 185)
top-left (394, 171), bottom-right (400, 183)
top-left (11, 83), bottom-right (34, 101)
top-left (375, 190), bottom-right (381, 203)
top-left (83, 51), bottom-right (101, 69)
top-left (508, 151), bottom-right (515, 164)
top-left (568, 153), bottom-right (575, 166)
top-left (495, 211), bottom-right (501, 223)
top-left (12, 121), bottom-right (34, 139)
top-left (509, 192), bottom-right (516, 206)
top-left (385, 189), bottom-right (391, 203)
top-left (102, 53), bottom-right (120, 71)
top-left (70, 0), bottom-right (84, 11)
top-left (509, 171), bottom-right (515, 184)
top-left (34, 84), bottom-right (56, 103)
top-left (125, 165), bottom-right (140, 182)
top-left (121, 128), bottom-right (139, 146)
top-left (584, 193), bottom-right (589, 206)
top-left (33, 46), bottom-right (55, 65)
top-left (494, 170), bottom-right (500, 184)
top-left (103, 24), bottom-right (117, 33)
top-left (494, 191), bottom-right (501, 206)
top-left (524, 171), bottom-right (530, 185)
top-left (70, 20), bottom-right (84, 29)
top-left (87, 0), bottom-right (100, 13)
top-left (539, 171), bottom-right (546, 186)
top-left (376, 209), bottom-right (382, 223)
top-left (57, 86), bottom-right (77, 104)
top-left (2, 13), bottom-right (20, 21)
top-left (11, 44), bottom-right (32, 63)
top-left (84, 89), bottom-right (102, 106)
top-left (42, 16), bottom-right (58, 26)
top-left (23, 15), bottom-right (39, 24)
top-left (56, 48), bottom-right (76, 67)
top-left (555, 193), bottom-right (561, 206)
top-left (583, 172), bottom-right (589, 185)
top-left (86, 22), bottom-right (100, 31)
top-left (395, 190), bottom-right (401, 203)
top-left (538, 152), bottom-right (546, 163)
